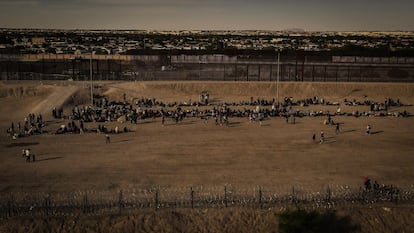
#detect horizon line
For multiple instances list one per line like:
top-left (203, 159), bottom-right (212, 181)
top-left (1, 27), bottom-right (414, 33)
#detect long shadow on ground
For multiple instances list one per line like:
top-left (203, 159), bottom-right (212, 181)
top-left (35, 156), bottom-right (64, 162)
top-left (6, 142), bottom-right (39, 148)
top-left (371, 130), bottom-right (384, 135)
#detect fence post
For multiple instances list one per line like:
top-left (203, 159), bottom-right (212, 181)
top-left (259, 186), bottom-right (263, 209)
top-left (326, 186), bottom-right (332, 207)
top-left (7, 194), bottom-right (13, 217)
top-left (292, 186), bottom-right (297, 207)
top-left (224, 186), bottom-right (228, 208)
top-left (83, 193), bottom-right (88, 214)
top-left (44, 194), bottom-right (51, 216)
top-left (155, 190), bottom-right (159, 210)
top-left (359, 186), bottom-right (365, 203)
top-left (394, 187), bottom-right (399, 205)
top-left (119, 190), bottom-right (123, 214)
top-left (191, 187), bottom-right (194, 209)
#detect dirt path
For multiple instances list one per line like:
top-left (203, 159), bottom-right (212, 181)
top-left (30, 85), bottom-right (80, 115)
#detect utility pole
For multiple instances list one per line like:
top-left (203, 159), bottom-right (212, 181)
top-left (277, 49), bottom-right (281, 104)
top-left (90, 52), bottom-right (95, 107)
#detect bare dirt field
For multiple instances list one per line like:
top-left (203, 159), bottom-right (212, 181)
top-left (0, 81), bottom-right (414, 232)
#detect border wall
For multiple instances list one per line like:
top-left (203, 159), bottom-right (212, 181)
top-left (1, 54), bottom-right (414, 82)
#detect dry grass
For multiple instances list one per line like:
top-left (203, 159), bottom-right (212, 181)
top-left (1, 206), bottom-right (414, 233)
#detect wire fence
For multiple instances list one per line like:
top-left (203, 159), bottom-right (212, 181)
top-left (1, 184), bottom-right (414, 218)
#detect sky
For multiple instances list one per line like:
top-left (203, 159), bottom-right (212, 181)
top-left (0, 0), bottom-right (413, 31)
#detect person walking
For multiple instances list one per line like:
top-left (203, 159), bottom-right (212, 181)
top-left (335, 123), bottom-right (340, 134)
top-left (105, 134), bottom-right (110, 143)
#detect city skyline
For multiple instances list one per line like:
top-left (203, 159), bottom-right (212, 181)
top-left (0, 0), bottom-right (413, 31)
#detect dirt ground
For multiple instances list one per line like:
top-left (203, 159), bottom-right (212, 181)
top-left (0, 81), bottom-right (414, 232)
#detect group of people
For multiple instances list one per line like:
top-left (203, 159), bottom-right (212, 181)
top-left (5, 94), bottom-right (407, 146)
top-left (6, 113), bottom-right (45, 139)
top-left (363, 176), bottom-right (399, 196)
top-left (364, 177), bottom-right (381, 191)
top-left (61, 94), bottom-right (411, 129)
top-left (314, 113), bottom-right (374, 144)
top-left (41, 93), bottom-right (406, 143)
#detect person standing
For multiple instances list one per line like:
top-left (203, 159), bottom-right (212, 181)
top-left (364, 176), bottom-right (372, 191)
top-left (320, 131), bottom-right (324, 144)
top-left (80, 120), bottom-right (84, 134)
top-left (105, 134), bottom-right (110, 144)
top-left (25, 149), bottom-right (31, 162)
top-left (366, 124), bottom-right (371, 135)
top-left (335, 123), bottom-right (340, 134)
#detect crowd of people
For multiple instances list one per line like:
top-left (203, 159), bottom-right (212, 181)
top-left (3, 93), bottom-right (411, 193)
top-left (6, 113), bottom-right (45, 139)
top-left (5, 94), bottom-right (411, 142)
top-left (363, 176), bottom-right (399, 196)
top-left (65, 95), bottom-right (410, 125)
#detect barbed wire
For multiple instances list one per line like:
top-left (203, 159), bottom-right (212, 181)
top-left (1, 184), bottom-right (413, 218)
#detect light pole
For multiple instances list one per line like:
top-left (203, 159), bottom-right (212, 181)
top-left (276, 49), bottom-right (280, 105)
top-left (90, 51), bottom-right (95, 107)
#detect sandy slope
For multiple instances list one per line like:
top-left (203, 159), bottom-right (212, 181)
top-left (0, 81), bottom-right (81, 123)
top-left (104, 81), bottom-right (414, 103)
top-left (30, 85), bottom-right (80, 115)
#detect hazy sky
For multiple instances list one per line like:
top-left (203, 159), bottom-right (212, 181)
top-left (0, 0), bottom-right (413, 31)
